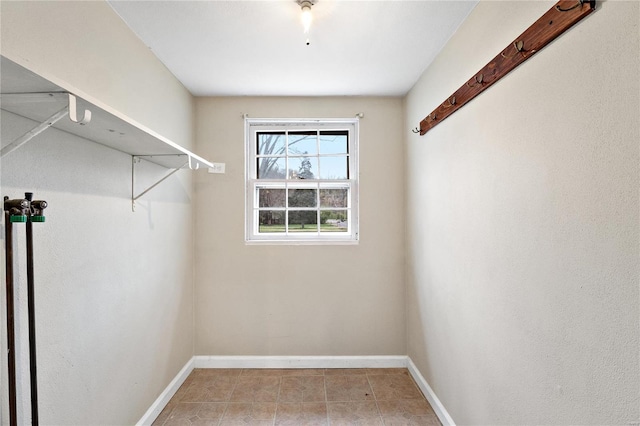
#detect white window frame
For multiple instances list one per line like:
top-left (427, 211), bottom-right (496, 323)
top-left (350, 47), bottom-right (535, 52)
top-left (245, 118), bottom-right (359, 244)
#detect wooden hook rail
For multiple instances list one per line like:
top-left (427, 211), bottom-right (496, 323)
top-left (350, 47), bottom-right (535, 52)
top-left (419, 0), bottom-right (596, 136)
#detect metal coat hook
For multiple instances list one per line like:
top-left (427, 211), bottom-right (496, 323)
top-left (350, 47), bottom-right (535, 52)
top-left (501, 40), bottom-right (525, 58)
top-left (68, 94), bottom-right (92, 125)
top-left (556, 0), bottom-right (591, 12)
top-left (429, 113), bottom-right (437, 121)
top-left (466, 73), bottom-right (484, 87)
top-left (188, 156), bottom-right (200, 170)
top-left (412, 127), bottom-right (420, 134)
top-left (442, 96), bottom-right (456, 108)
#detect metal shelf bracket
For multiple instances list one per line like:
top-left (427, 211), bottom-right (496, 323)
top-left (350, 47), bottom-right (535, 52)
top-left (0, 93), bottom-right (92, 158)
top-left (131, 155), bottom-right (189, 212)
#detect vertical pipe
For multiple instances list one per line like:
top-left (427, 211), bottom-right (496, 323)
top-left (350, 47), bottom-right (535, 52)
top-left (25, 193), bottom-right (39, 426)
top-left (4, 209), bottom-right (18, 426)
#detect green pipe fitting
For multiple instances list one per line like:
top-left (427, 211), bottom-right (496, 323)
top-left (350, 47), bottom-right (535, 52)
top-left (10, 215), bottom-right (27, 223)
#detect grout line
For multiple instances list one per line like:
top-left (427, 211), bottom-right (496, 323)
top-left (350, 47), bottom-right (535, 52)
top-left (323, 373), bottom-right (330, 425)
top-left (366, 370), bottom-right (385, 425)
top-left (273, 375), bottom-right (283, 426)
top-left (217, 372), bottom-right (240, 426)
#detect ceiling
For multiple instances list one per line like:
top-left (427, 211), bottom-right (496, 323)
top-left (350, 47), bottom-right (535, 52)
top-left (107, 1), bottom-right (477, 97)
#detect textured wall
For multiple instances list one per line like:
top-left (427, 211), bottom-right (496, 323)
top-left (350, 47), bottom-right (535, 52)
top-left (1, 1), bottom-right (196, 423)
top-left (194, 97), bottom-right (406, 357)
top-left (404, 1), bottom-right (639, 424)
top-left (1, 113), bottom-right (194, 424)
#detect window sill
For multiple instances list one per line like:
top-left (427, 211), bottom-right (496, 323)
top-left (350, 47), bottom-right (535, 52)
top-left (245, 238), bottom-right (359, 246)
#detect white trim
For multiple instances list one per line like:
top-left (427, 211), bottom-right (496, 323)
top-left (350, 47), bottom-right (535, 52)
top-left (245, 239), bottom-right (358, 246)
top-left (407, 357), bottom-right (456, 426)
top-left (136, 357), bottom-right (195, 426)
top-left (244, 119), bottom-right (360, 244)
top-left (136, 355), bottom-right (454, 426)
top-left (194, 355), bottom-right (407, 369)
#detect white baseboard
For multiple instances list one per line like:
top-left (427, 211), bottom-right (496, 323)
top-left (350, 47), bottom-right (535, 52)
top-left (407, 357), bottom-right (456, 426)
top-left (194, 355), bottom-right (408, 369)
top-left (136, 357), bottom-right (195, 426)
top-left (137, 355), bottom-right (454, 426)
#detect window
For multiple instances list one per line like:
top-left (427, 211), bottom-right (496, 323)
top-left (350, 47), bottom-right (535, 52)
top-left (245, 119), bottom-right (359, 243)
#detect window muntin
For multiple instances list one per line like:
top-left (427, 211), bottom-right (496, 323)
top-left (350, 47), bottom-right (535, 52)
top-left (246, 120), bottom-right (358, 243)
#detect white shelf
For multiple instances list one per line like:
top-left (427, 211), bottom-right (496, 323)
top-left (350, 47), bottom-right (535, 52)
top-left (0, 55), bottom-right (212, 169)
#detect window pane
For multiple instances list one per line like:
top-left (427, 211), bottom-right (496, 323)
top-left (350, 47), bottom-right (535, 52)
top-left (259, 211), bottom-right (285, 233)
top-left (258, 188), bottom-right (285, 207)
top-left (320, 210), bottom-right (348, 232)
top-left (288, 157), bottom-right (318, 179)
top-left (320, 188), bottom-right (348, 208)
top-left (258, 133), bottom-right (286, 155)
top-left (319, 156), bottom-right (348, 180)
top-left (288, 131), bottom-right (317, 155)
top-left (248, 121), bottom-right (357, 243)
top-left (319, 132), bottom-right (348, 155)
top-left (288, 188), bottom-right (317, 207)
top-left (288, 211), bottom-right (318, 232)
top-left (258, 157), bottom-right (286, 179)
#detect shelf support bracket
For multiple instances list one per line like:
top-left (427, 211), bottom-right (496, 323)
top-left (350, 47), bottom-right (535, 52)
top-left (1, 93), bottom-right (93, 157)
top-left (0, 106), bottom-right (69, 158)
top-left (131, 155), bottom-right (189, 212)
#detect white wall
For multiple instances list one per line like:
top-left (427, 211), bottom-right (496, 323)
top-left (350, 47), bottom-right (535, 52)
top-left (404, 1), bottom-right (639, 424)
top-left (4, 1), bottom-right (638, 424)
top-left (1, 1), bottom-right (196, 423)
top-left (194, 97), bottom-right (406, 356)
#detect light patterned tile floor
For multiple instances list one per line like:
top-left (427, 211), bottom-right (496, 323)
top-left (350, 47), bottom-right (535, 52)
top-left (153, 368), bottom-right (441, 426)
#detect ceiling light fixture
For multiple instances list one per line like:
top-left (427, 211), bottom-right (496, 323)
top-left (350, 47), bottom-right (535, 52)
top-left (296, 0), bottom-right (315, 45)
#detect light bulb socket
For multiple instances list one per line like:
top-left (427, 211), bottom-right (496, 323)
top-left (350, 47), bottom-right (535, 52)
top-left (297, 0), bottom-right (314, 9)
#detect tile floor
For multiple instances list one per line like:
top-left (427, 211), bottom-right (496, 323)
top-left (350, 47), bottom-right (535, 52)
top-left (153, 368), bottom-right (441, 426)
